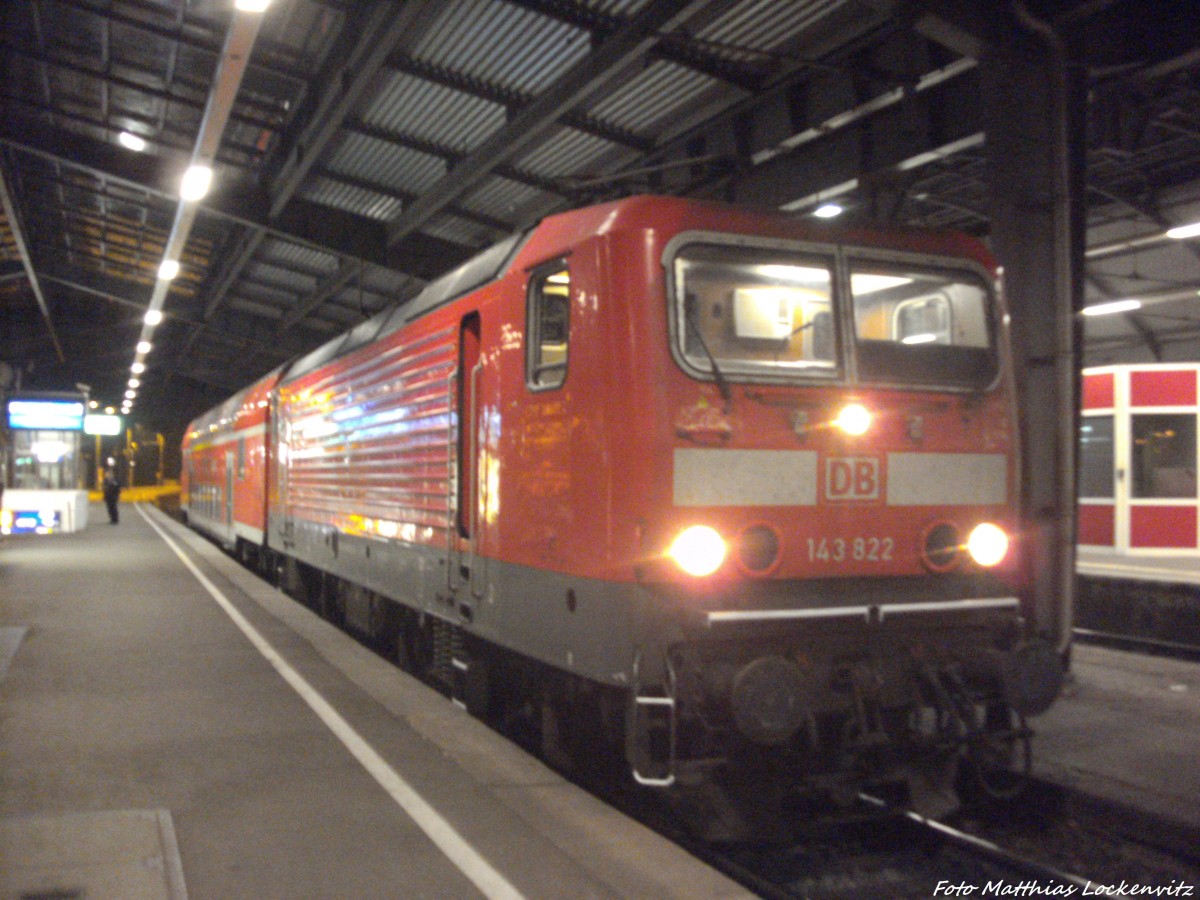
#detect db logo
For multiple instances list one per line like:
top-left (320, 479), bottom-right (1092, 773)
top-left (825, 456), bottom-right (881, 501)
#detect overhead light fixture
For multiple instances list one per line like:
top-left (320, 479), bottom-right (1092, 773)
top-left (136, 340), bottom-right (152, 354)
top-left (144, 309), bottom-right (164, 326)
top-left (128, 378), bottom-right (141, 389)
top-left (118, 131), bottom-right (146, 152)
top-left (158, 260), bottom-right (180, 281)
top-left (180, 164), bottom-right (213, 202)
top-left (131, 362), bottom-right (146, 374)
top-left (125, 390), bottom-right (137, 400)
top-left (813, 203), bottom-right (844, 218)
top-left (235, 0), bottom-right (272, 10)
top-left (1166, 221), bottom-right (1200, 240)
top-left (1082, 299), bottom-right (1143, 317)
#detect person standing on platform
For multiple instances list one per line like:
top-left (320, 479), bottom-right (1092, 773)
top-left (102, 457), bottom-right (122, 524)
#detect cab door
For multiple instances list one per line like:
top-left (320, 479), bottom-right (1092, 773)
top-left (451, 313), bottom-right (485, 604)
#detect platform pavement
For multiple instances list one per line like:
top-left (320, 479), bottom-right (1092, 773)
top-left (0, 502), bottom-right (750, 899)
top-left (1032, 640), bottom-right (1200, 832)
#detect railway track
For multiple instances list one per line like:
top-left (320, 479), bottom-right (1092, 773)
top-left (684, 782), bottom-right (1200, 899)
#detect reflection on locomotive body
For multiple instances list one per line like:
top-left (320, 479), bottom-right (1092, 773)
top-left (182, 196), bottom-right (1065, 819)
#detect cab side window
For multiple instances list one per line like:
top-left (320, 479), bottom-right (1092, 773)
top-left (527, 265), bottom-right (570, 390)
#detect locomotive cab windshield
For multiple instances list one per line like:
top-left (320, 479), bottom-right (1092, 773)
top-left (670, 235), bottom-right (998, 391)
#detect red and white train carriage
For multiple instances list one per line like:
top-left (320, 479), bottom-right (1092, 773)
top-left (183, 195), bottom-right (1065, 811)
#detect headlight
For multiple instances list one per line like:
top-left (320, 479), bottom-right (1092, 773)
top-left (834, 403), bottom-right (872, 436)
top-left (668, 525), bottom-right (727, 577)
top-left (967, 523), bottom-right (1009, 567)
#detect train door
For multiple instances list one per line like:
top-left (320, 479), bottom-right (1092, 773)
top-left (452, 312), bottom-right (485, 603)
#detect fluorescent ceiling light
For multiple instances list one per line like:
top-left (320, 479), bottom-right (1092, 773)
top-left (136, 340), bottom-right (152, 354)
top-left (131, 362), bottom-right (146, 374)
top-left (1082, 299), bottom-right (1142, 317)
top-left (118, 131), bottom-right (146, 152)
top-left (144, 309), bottom-right (163, 326)
top-left (158, 260), bottom-right (180, 281)
top-left (1166, 221), bottom-right (1200, 240)
top-left (128, 378), bottom-right (140, 388)
top-left (813, 203), bottom-right (844, 218)
top-left (851, 274), bottom-right (913, 296)
top-left (180, 164), bottom-right (213, 201)
top-left (125, 390), bottom-right (137, 400)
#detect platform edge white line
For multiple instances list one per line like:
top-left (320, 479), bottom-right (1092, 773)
top-left (136, 504), bottom-right (524, 900)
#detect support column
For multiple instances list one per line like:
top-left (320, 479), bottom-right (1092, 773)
top-left (983, 10), bottom-right (1086, 653)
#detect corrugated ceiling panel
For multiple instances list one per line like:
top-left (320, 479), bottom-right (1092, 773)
top-left (326, 132), bottom-right (448, 196)
top-left (587, 61), bottom-right (717, 136)
top-left (586, 0), bottom-right (654, 14)
top-left (301, 175), bottom-right (404, 221)
top-left (243, 260), bottom-right (318, 295)
top-left (364, 71), bottom-right (506, 153)
top-left (420, 211), bottom-right (496, 248)
top-left (259, 240), bottom-right (339, 277)
top-left (520, 126), bottom-right (627, 180)
top-left (412, 0), bottom-right (591, 94)
top-left (696, 0), bottom-right (847, 59)
top-left (460, 176), bottom-right (544, 222)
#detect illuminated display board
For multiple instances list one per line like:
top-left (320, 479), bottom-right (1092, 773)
top-left (6, 399), bottom-right (86, 431)
top-left (84, 414), bottom-right (123, 436)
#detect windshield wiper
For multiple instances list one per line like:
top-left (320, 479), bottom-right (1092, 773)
top-left (684, 303), bottom-right (732, 412)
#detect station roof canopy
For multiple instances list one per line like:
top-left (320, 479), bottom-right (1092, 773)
top-left (1, 0), bottom-right (1198, 432)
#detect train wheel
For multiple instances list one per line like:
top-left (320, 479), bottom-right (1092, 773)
top-left (963, 703), bottom-right (1032, 801)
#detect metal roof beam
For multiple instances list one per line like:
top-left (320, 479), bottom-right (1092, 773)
top-left (57, 0), bottom-right (313, 88)
top-left (340, 118), bottom-right (567, 208)
top-left (0, 127), bottom-right (400, 275)
top-left (504, 0), bottom-right (766, 92)
top-left (1, 41), bottom-right (285, 138)
top-left (264, 3), bottom-right (441, 219)
top-left (383, 51), bottom-right (652, 153)
top-left (0, 156), bottom-right (65, 362)
top-left (385, 0), bottom-right (713, 247)
top-left (277, 262), bottom-right (359, 333)
top-left (313, 163), bottom-right (512, 238)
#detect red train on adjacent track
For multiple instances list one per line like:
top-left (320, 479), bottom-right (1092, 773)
top-left (183, 195), bottom-right (1064, 814)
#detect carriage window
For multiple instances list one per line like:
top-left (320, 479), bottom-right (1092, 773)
top-left (850, 263), bottom-right (996, 390)
top-left (528, 265), bottom-right (570, 390)
top-left (673, 244), bottom-right (838, 379)
top-left (1132, 414), bottom-right (1196, 499)
top-left (1078, 415), bottom-right (1114, 499)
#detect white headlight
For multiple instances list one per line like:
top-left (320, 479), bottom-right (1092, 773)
top-left (668, 525), bottom-right (727, 577)
top-left (834, 403), bottom-right (872, 436)
top-left (967, 523), bottom-right (1009, 567)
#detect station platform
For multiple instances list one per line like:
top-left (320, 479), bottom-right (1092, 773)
top-left (1032, 641), bottom-right (1200, 832)
top-left (1077, 546), bottom-right (1200, 586)
top-left (0, 503), bottom-right (750, 899)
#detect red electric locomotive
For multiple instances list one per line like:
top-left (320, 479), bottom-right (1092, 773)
top-left (183, 195), bottom-right (1064, 816)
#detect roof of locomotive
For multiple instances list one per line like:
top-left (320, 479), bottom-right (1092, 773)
top-left (509, 194), bottom-right (997, 273)
top-left (184, 195), bottom-right (997, 437)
